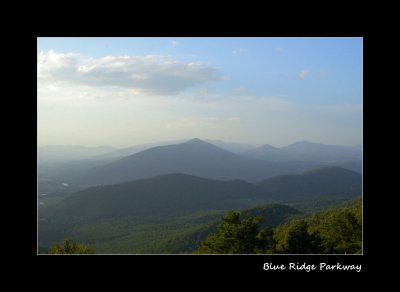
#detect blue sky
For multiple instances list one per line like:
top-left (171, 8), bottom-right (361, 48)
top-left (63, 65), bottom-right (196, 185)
top-left (37, 37), bottom-right (362, 147)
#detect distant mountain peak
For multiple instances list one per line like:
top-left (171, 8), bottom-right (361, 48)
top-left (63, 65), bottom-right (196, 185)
top-left (185, 138), bottom-right (212, 146)
top-left (259, 144), bottom-right (278, 149)
top-left (187, 138), bottom-right (204, 142)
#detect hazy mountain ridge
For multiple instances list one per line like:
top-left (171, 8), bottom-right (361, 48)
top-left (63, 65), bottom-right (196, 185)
top-left (205, 139), bottom-right (259, 153)
top-left (282, 141), bottom-right (361, 161)
top-left (258, 166), bottom-right (362, 201)
top-left (44, 173), bottom-right (272, 220)
top-left (38, 138), bottom-right (361, 203)
top-left (39, 139), bottom-right (361, 164)
top-left (242, 140), bottom-right (361, 163)
top-left (79, 138), bottom-right (322, 186)
top-left (38, 145), bottom-right (117, 163)
top-left (42, 166), bottom-right (361, 221)
top-left (242, 144), bottom-right (303, 161)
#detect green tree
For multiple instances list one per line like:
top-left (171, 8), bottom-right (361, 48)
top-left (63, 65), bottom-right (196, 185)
top-left (256, 227), bottom-right (276, 253)
top-left (48, 238), bottom-right (95, 254)
top-left (196, 212), bottom-right (263, 254)
top-left (321, 209), bottom-right (361, 253)
top-left (285, 221), bottom-right (323, 254)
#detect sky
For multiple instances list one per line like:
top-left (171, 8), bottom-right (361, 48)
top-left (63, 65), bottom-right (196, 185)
top-left (37, 37), bottom-right (362, 147)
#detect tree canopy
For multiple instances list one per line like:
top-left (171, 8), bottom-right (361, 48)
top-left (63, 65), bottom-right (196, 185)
top-left (196, 198), bottom-right (361, 254)
top-left (196, 212), bottom-right (261, 253)
top-left (48, 238), bottom-right (95, 254)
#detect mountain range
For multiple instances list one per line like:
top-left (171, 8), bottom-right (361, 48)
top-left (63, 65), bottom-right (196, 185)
top-left (37, 139), bottom-right (362, 197)
top-left (38, 138), bottom-right (362, 254)
top-left (39, 139), bottom-right (361, 165)
top-left (38, 145), bottom-right (117, 163)
top-left (44, 173), bottom-right (271, 219)
top-left (43, 166), bottom-right (361, 221)
top-left (78, 138), bottom-right (323, 186)
top-left (258, 166), bottom-right (362, 201)
top-left (38, 138), bottom-right (362, 201)
top-left (242, 140), bottom-right (361, 162)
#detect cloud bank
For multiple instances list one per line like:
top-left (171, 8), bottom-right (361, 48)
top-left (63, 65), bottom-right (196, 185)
top-left (38, 50), bottom-right (222, 95)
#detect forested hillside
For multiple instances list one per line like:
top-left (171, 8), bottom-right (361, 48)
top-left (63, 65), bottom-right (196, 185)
top-left (39, 204), bottom-right (302, 254)
top-left (39, 168), bottom-right (362, 254)
top-left (195, 197), bottom-right (361, 254)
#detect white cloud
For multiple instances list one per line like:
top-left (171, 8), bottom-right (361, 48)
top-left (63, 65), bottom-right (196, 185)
top-left (298, 69), bottom-right (310, 79)
top-left (298, 69), bottom-right (329, 79)
top-left (170, 41), bottom-right (179, 47)
top-left (45, 84), bottom-right (59, 91)
top-left (38, 50), bottom-right (222, 95)
top-left (233, 48), bottom-right (247, 55)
